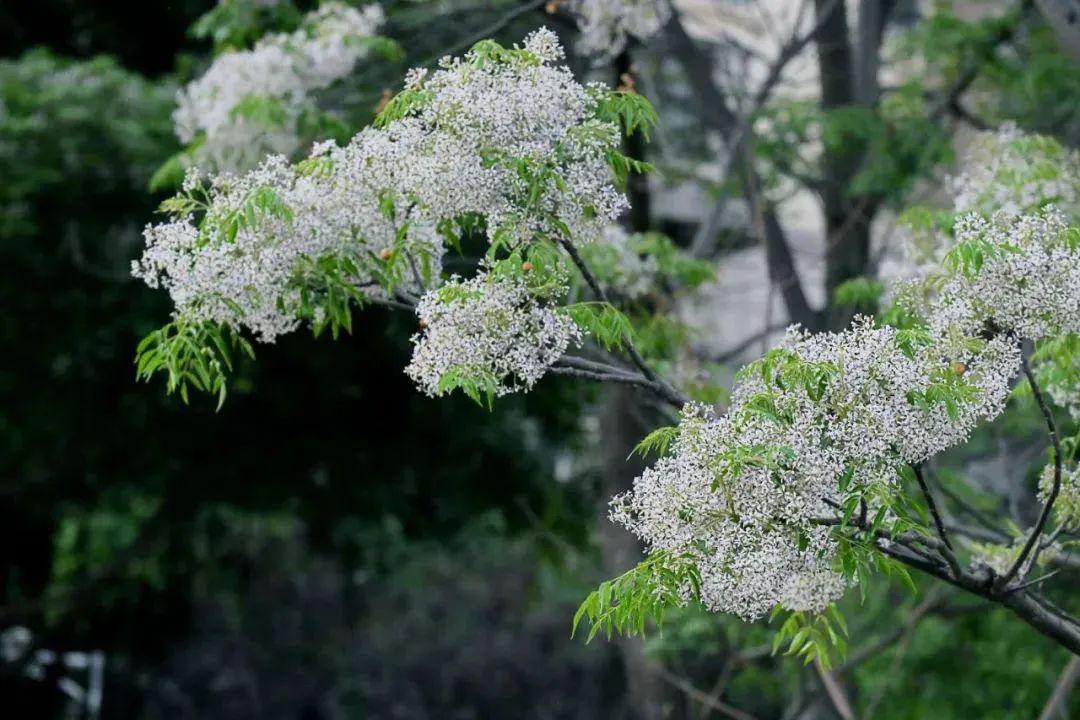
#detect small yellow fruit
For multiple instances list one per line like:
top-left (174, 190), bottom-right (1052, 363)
top-left (378, 248), bottom-right (393, 261)
top-left (952, 361), bottom-right (967, 376)
top-left (521, 261), bottom-right (534, 272)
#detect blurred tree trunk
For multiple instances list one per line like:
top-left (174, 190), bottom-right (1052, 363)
top-left (618, 52), bottom-right (651, 236)
top-left (591, 52), bottom-right (674, 720)
top-left (597, 386), bottom-right (672, 719)
top-left (664, 16), bottom-right (820, 330)
top-left (814, 0), bottom-right (882, 330)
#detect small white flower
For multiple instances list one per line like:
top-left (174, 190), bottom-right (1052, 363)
top-left (523, 27), bottom-right (565, 63)
top-left (403, 67), bottom-right (428, 90)
top-left (928, 208), bottom-right (1080, 342)
top-left (309, 139), bottom-right (337, 157)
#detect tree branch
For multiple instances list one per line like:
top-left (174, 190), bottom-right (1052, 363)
top-left (819, 509), bottom-right (1080, 655)
top-left (557, 237), bottom-right (689, 407)
top-left (665, 9), bottom-right (820, 328)
top-left (998, 353), bottom-right (1064, 589)
top-left (925, 0), bottom-right (1034, 120)
top-left (652, 665), bottom-right (762, 720)
top-left (1038, 654), bottom-right (1080, 720)
top-left (912, 464), bottom-right (960, 576)
top-left (815, 659), bottom-right (858, 720)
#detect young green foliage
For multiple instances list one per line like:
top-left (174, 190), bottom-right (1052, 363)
top-left (573, 551), bottom-right (700, 641)
top-left (135, 316), bottom-right (254, 410)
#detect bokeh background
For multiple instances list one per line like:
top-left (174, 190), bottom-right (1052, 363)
top-left (3, 1), bottom-right (1080, 718)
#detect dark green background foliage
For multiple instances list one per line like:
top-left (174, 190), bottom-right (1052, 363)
top-left (3, 1), bottom-right (1080, 719)
top-left (0, 4), bottom-right (609, 717)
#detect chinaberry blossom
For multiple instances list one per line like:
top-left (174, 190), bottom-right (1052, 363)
top-left (899, 125), bottom-right (1080, 280)
top-left (406, 273), bottom-right (582, 398)
top-left (137, 28), bottom-right (628, 392)
top-left (618, 123), bottom-right (1080, 621)
top-left (952, 124), bottom-right (1080, 218)
top-left (568, 0), bottom-right (671, 60)
top-left (927, 208), bottom-right (1080, 341)
top-left (396, 27), bottom-right (629, 245)
top-left (174, 1), bottom-right (385, 171)
top-left (133, 155), bottom-right (442, 342)
top-left (611, 403), bottom-right (846, 620)
top-left (613, 318), bottom-right (1020, 620)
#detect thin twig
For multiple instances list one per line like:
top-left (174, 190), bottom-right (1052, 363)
top-left (1003, 569), bottom-right (1062, 596)
top-left (550, 361), bottom-right (684, 403)
top-left (815, 659), bottom-right (858, 720)
top-left (840, 589), bottom-right (947, 671)
top-left (369, 296), bottom-right (415, 312)
top-left (403, 250), bottom-right (428, 293)
top-left (936, 479), bottom-right (1010, 539)
top-left (652, 665), bottom-right (762, 720)
top-left (998, 354), bottom-right (1064, 589)
top-left (557, 237), bottom-right (689, 407)
top-left (710, 321), bottom-right (792, 363)
top-left (912, 464), bottom-right (962, 578)
top-left (686, 0), bottom-right (841, 258)
top-left (860, 591), bottom-right (942, 719)
top-left (1038, 655), bottom-right (1080, 720)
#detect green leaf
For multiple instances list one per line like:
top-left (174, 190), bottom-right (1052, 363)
top-left (566, 302), bottom-right (634, 351)
top-left (832, 276), bottom-right (884, 310)
top-left (134, 317), bottom-right (251, 409)
top-left (631, 425), bottom-right (679, 459)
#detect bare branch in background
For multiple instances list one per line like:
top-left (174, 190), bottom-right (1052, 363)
top-left (1038, 654), bottom-right (1080, 720)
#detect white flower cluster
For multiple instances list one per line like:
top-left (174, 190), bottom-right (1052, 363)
top-left (174, 1), bottom-right (385, 171)
top-left (568, 0), bottom-right (671, 60)
top-left (610, 403), bottom-right (844, 620)
top-left (952, 124), bottom-right (1080, 218)
top-left (928, 208), bottom-right (1080, 341)
top-left (777, 569), bottom-right (851, 615)
top-left (613, 318), bottom-right (1020, 620)
top-left (899, 125), bottom-right (1080, 415)
top-left (899, 126), bottom-right (1080, 279)
top-left (134, 150), bottom-right (442, 341)
top-left (398, 28), bottom-right (628, 245)
top-left (608, 123), bottom-right (1075, 621)
top-left (406, 273), bottom-right (582, 397)
top-left (138, 29), bottom-right (627, 363)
